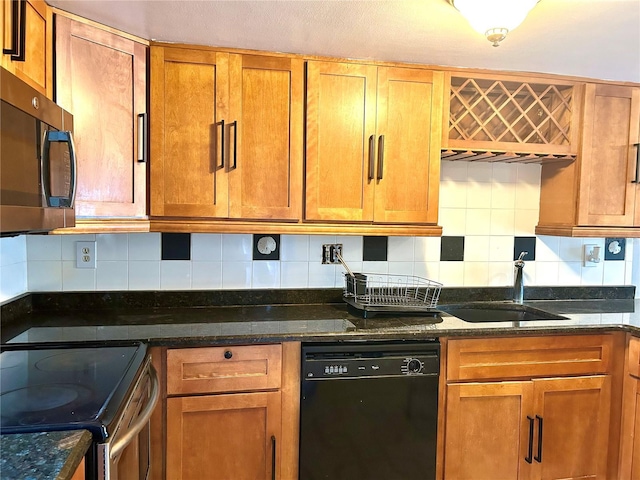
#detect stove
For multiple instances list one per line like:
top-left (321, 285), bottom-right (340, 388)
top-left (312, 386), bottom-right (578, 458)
top-left (0, 341), bottom-right (157, 480)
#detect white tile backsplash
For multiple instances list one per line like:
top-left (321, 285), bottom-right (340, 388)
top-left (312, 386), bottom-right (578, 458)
top-left (27, 235), bottom-right (61, 261)
top-left (128, 261), bottom-right (161, 290)
top-left (0, 235), bottom-right (27, 302)
top-left (192, 262), bottom-right (222, 289)
top-left (96, 234), bottom-right (128, 261)
top-left (252, 261), bottom-right (280, 289)
top-left (128, 233), bottom-right (161, 261)
top-left (222, 234), bottom-right (252, 261)
top-left (160, 261), bottom-right (192, 290)
top-left (191, 234), bottom-right (222, 261)
top-left (62, 260), bottom-right (97, 291)
top-left (11, 162), bottom-right (634, 295)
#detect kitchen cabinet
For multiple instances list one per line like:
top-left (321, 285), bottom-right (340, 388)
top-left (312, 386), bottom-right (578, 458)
top-left (441, 72), bottom-right (581, 162)
top-left (305, 60), bottom-right (443, 226)
top-left (537, 83), bottom-right (640, 237)
top-left (150, 44), bottom-right (303, 224)
top-left (445, 335), bottom-right (614, 480)
top-left (54, 13), bottom-right (148, 231)
top-left (619, 335), bottom-right (640, 479)
top-left (160, 343), bottom-right (300, 480)
top-left (1, 0), bottom-right (53, 98)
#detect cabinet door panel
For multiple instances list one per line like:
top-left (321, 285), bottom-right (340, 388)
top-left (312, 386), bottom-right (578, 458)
top-left (4, 0), bottom-right (53, 97)
top-left (374, 67), bottom-right (442, 224)
top-left (166, 391), bottom-right (281, 480)
top-left (228, 54), bottom-right (302, 220)
top-left (533, 375), bottom-right (610, 480)
top-left (306, 60), bottom-right (377, 221)
top-left (55, 16), bottom-right (146, 217)
top-left (150, 47), bottom-right (229, 217)
top-left (445, 381), bottom-right (534, 480)
top-left (578, 84), bottom-right (640, 226)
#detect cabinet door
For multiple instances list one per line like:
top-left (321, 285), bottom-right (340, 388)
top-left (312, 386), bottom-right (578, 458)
top-left (305, 60), bottom-right (377, 221)
top-left (166, 391), bottom-right (281, 480)
top-left (619, 378), bottom-right (640, 480)
top-left (1, 0), bottom-right (53, 98)
top-left (578, 84), bottom-right (640, 227)
top-left (55, 15), bottom-right (147, 218)
top-left (228, 54), bottom-right (303, 220)
top-left (532, 375), bottom-right (611, 480)
top-left (445, 381), bottom-right (534, 480)
top-left (619, 336), bottom-right (640, 480)
top-left (150, 46), bottom-right (229, 218)
top-left (374, 67), bottom-right (442, 224)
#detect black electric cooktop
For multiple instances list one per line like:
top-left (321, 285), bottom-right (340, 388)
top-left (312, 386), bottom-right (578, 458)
top-left (0, 342), bottom-right (147, 440)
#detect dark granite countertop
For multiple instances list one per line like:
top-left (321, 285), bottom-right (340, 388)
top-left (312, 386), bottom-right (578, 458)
top-left (0, 430), bottom-right (91, 480)
top-left (2, 291), bottom-right (639, 346)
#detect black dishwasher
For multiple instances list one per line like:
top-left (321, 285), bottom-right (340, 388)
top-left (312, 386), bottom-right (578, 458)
top-left (299, 341), bottom-right (440, 480)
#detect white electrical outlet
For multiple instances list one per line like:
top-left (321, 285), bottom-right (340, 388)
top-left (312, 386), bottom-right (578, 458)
top-left (76, 241), bottom-right (97, 269)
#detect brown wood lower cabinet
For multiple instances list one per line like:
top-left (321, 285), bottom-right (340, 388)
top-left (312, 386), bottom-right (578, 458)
top-left (166, 391), bottom-right (281, 479)
top-left (445, 376), bottom-right (611, 480)
top-left (620, 335), bottom-right (640, 479)
top-left (445, 335), bottom-right (615, 480)
top-left (155, 342), bottom-right (301, 480)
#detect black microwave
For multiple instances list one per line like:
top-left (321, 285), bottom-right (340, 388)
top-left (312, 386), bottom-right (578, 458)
top-left (0, 66), bottom-right (76, 235)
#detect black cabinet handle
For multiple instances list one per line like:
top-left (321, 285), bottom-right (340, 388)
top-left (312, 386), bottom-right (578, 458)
top-left (525, 416), bottom-right (534, 464)
top-left (224, 350), bottom-right (232, 359)
top-left (219, 119), bottom-right (225, 169)
top-left (137, 113), bottom-right (147, 163)
top-left (271, 435), bottom-right (276, 480)
top-left (377, 135), bottom-right (384, 180)
top-left (231, 120), bottom-right (238, 169)
top-left (368, 135), bottom-right (375, 180)
top-left (3, 0), bottom-right (25, 61)
top-left (632, 143), bottom-right (640, 184)
top-left (534, 415), bottom-right (543, 463)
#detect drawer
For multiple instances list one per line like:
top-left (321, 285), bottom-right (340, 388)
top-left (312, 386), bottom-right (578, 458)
top-left (629, 335), bottom-right (640, 378)
top-left (167, 344), bottom-right (282, 395)
top-left (447, 334), bottom-right (613, 382)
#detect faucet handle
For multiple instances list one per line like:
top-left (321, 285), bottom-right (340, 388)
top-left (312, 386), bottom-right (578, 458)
top-left (516, 251), bottom-right (528, 265)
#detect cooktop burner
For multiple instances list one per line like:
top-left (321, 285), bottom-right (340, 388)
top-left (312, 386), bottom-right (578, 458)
top-left (0, 342), bottom-right (147, 440)
top-left (1, 384), bottom-right (90, 413)
top-left (34, 349), bottom-right (114, 372)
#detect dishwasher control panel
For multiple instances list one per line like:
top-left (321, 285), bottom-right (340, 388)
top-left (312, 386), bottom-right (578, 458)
top-left (302, 345), bottom-right (439, 379)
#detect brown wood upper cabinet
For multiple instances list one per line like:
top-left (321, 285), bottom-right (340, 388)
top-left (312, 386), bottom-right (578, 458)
top-left (150, 45), bottom-right (303, 221)
top-left (445, 335), bottom-right (614, 480)
top-left (305, 61), bottom-right (443, 225)
top-left (442, 72), bottom-right (581, 161)
top-left (1, 0), bottom-right (53, 98)
top-left (55, 14), bottom-right (148, 222)
top-left (537, 84), bottom-right (640, 236)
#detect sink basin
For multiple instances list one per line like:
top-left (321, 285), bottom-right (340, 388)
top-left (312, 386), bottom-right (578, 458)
top-left (438, 302), bottom-right (568, 323)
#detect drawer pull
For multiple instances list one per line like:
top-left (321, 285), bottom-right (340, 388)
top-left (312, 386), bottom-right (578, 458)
top-left (224, 350), bottom-right (233, 359)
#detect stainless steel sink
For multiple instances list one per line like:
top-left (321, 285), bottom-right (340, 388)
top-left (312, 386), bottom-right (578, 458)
top-left (438, 302), bottom-right (568, 323)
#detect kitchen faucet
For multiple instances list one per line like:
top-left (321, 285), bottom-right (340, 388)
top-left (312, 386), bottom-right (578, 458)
top-left (513, 251), bottom-right (527, 304)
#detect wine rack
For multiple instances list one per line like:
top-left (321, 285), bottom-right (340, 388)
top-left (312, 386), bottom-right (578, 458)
top-left (443, 73), bottom-right (582, 161)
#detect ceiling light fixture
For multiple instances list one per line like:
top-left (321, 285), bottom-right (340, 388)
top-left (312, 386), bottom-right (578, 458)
top-left (449, 0), bottom-right (540, 47)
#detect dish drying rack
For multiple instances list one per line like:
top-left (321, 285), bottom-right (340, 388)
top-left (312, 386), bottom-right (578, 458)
top-left (336, 252), bottom-right (442, 317)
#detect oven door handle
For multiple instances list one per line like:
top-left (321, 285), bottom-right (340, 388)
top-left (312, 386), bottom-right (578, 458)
top-left (110, 363), bottom-right (159, 460)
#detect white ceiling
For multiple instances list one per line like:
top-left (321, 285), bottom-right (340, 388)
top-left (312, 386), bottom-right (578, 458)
top-left (47, 0), bottom-right (640, 83)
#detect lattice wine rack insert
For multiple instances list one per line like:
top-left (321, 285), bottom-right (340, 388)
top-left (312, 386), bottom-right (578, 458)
top-left (448, 76), bottom-right (575, 150)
